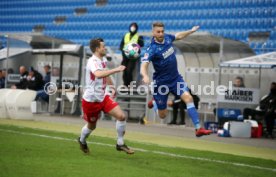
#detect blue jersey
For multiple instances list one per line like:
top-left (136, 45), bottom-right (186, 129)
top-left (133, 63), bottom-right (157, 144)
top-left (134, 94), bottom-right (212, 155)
top-left (141, 34), bottom-right (179, 84)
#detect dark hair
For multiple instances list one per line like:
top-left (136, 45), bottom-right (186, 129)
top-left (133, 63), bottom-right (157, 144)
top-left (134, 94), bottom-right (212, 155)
top-left (90, 38), bottom-right (104, 53)
top-left (152, 22), bottom-right (165, 29)
top-left (235, 76), bottom-right (244, 82)
top-left (234, 76), bottom-right (245, 87)
top-left (44, 65), bottom-right (51, 70)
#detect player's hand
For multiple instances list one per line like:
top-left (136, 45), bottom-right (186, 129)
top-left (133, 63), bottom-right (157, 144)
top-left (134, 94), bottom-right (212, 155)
top-left (191, 26), bottom-right (200, 32)
top-left (109, 85), bottom-right (116, 98)
top-left (142, 75), bottom-right (150, 84)
top-left (116, 65), bottom-right (126, 72)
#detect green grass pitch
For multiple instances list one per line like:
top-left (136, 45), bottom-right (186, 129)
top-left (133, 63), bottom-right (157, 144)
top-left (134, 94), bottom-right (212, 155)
top-left (0, 124), bottom-right (275, 177)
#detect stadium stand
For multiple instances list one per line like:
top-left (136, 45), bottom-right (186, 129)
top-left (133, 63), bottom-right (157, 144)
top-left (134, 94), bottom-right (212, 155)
top-left (0, 0), bottom-right (275, 53)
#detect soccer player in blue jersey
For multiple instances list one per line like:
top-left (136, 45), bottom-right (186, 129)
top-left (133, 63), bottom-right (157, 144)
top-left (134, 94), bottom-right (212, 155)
top-left (140, 22), bottom-right (212, 137)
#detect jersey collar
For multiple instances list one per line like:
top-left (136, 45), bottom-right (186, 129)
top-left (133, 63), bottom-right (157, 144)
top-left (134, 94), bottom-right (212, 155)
top-left (152, 37), bottom-right (165, 44)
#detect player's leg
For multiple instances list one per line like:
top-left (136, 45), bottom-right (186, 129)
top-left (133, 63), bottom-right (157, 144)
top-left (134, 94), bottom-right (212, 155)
top-left (148, 98), bottom-right (169, 119)
top-left (107, 105), bottom-right (126, 145)
top-left (157, 109), bottom-right (168, 119)
top-left (168, 100), bottom-right (178, 124)
top-left (103, 96), bottom-right (134, 154)
top-left (148, 84), bottom-right (169, 119)
top-left (78, 99), bottom-right (100, 154)
top-left (79, 122), bottom-right (96, 144)
top-left (181, 92), bottom-right (200, 128)
top-left (180, 91), bottom-right (212, 137)
top-left (172, 76), bottom-right (211, 137)
top-left (78, 122), bottom-right (96, 154)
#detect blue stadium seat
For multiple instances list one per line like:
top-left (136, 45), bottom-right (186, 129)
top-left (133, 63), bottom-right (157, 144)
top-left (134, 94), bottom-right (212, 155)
top-left (270, 31), bottom-right (276, 39)
top-left (217, 108), bottom-right (242, 127)
top-left (0, 0), bottom-right (274, 50)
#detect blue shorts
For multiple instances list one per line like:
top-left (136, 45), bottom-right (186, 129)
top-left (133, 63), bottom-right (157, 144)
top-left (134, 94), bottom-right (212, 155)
top-left (153, 75), bottom-right (189, 110)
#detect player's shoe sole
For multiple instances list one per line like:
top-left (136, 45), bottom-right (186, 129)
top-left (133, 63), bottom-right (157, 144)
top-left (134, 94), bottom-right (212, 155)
top-left (116, 144), bottom-right (134, 154)
top-left (78, 137), bottom-right (90, 154)
top-left (195, 128), bottom-right (212, 137)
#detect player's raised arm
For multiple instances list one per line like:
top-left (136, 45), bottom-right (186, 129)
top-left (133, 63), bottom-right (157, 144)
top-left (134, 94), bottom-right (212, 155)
top-left (94, 65), bottom-right (125, 78)
top-left (175, 26), bottom-right (199, 40)
top-left (140, 62), bottom-right (150, 84)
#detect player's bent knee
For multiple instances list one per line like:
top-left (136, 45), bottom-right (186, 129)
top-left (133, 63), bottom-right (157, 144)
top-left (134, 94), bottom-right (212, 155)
top-left (117, 113), bottom-right (126, 121)
top-left (159, 111), bottom-right (167, 119)
top-left (159, 114), bottom-right (166, 119)
top-left (182, 93), bottom-right (193, 103)
top-left (87, 123), bottom-right (96, 130)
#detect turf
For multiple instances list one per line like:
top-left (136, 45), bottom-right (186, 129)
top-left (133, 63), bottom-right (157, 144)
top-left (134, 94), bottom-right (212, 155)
top-left (0, 124), bottom-right (275, 177)
top-left (1, 119), bottom-right (275, 161)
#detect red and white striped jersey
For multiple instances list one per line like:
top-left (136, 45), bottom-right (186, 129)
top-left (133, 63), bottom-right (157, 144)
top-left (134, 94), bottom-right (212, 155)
top-left (83, 55), bottom-right (108, 102)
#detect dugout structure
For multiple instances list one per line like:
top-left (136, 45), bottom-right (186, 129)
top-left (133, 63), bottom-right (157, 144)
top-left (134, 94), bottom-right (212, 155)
top-left (0, 33), bottom-right (83, 115)
top-left (218, 52), bottom-right (276, 120)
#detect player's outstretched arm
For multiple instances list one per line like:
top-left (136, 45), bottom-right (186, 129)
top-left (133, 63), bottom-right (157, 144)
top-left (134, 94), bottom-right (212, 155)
top-left (175, 26), bottom-right (199, 40)
top-left (94, 65), bottom-right (125, 78)
top-left (140, 62), bottom-right (150, 84)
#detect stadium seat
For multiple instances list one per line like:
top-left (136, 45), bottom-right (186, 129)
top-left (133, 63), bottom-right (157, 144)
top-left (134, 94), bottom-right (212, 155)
top-left (217, 108), bottom-right (242, 127)
top-left (0, 0), bottom-right (274, 54)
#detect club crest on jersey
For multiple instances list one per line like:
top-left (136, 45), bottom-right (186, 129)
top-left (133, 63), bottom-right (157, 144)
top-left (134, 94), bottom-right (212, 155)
top-left (162, 47), bottom-right (174, 59)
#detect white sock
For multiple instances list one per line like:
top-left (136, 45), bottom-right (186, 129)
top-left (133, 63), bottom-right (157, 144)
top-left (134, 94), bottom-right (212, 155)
top-left (80, 124), bottom-right (92, 144)
top-left (116, 120), bottom-right (126, 145)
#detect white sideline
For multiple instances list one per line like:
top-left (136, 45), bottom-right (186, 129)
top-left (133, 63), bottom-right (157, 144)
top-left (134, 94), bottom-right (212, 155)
top-left (0, 128), bottom-right (275, 172)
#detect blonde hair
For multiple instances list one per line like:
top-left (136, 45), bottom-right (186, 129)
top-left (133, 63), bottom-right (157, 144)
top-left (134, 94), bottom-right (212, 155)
top-left (152, 22), bottom-right (164, 29)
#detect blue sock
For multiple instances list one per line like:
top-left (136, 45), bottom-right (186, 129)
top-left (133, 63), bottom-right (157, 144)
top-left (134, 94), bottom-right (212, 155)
top-left (152, 100), bottom-right (159, 116)
top-left (187, 103), bottom-right (200, 129)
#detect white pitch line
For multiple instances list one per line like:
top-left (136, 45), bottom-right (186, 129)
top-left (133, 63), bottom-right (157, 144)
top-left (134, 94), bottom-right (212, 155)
top-left (0, 128), bottom-right (275, 172)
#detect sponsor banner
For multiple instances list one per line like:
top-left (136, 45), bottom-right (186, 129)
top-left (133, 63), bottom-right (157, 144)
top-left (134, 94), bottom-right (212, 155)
top-left (217, 88), bottom-right (260, 104)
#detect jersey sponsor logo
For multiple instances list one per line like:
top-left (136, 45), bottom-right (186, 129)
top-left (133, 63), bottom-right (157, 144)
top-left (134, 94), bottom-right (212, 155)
top-left (162, 47), bottom-right (174, 59)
